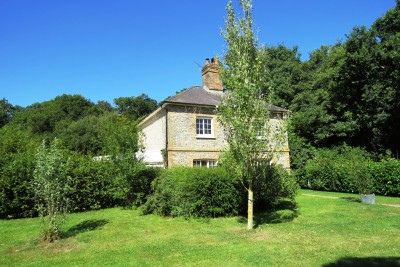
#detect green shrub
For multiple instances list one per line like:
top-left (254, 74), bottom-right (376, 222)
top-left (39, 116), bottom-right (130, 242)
top-left (343, 147), bottom-right (374, 194)
top-left (253, 163), bottom-right (298, 210)
top-left (370, 157), bottom-right (400, 196)
top-left (301, 146), bottom-right (369, 193)
top-left (66, 154), bottom-right (121, 211)
top-left (142, 167), bottom-right (241, 218)
top-left (0, 146), bottom-right (158, 218)
top-left (66, 155), bottom-right (158, 211)
top-left (123, 163), bottom-right (161, 208)
top-left (299, 145), bottom-right (400, 196)
top-left (0, 152), bottom-right (36, 219)
top-left (302, 148), bottom-right (349, 192)
top-left (0, 126), bottom-right (38, 219)
top-left (143, 165), bottom-right (297, 218)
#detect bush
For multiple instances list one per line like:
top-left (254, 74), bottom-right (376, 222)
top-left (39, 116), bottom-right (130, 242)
top-left (0, 147), bottom-right (159, 218)
top-left (0, 126), bottom-right (38, 219)
top-left (301, 146), bottom-right (368, 193)
top-left (66, 155), bottom-right (159, 211)
top-left (0, 152), bottom-right (36, 219)
top-left (66, 154), bottom-right (123, 211)
top-left (299, 145), bottom-right (400, 196)
top-left (253, 163), bottom-right (298, 210)
top-left (142, 167), bottom-right (241, 218)
top-left (370, 157), bottom-right (400, 196)
top-left (123, 162), bottom-right (161, 208)
top-left (143, 164), bottom-right (298, 218)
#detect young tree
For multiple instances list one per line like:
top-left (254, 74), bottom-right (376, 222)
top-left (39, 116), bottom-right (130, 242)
top-left (218, 0), bottom-right (286, 229)
top-left (33, 139), bottom-right (69, 242)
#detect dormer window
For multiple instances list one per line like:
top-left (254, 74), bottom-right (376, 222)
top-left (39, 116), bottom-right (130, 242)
top-left (196, 117), bottom-right (213, 138)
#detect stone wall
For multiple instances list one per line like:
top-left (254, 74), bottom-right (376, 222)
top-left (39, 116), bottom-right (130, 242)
top-left (166, 105), bottom-right (290, 169)
top-left (166, 105), bottom-right (226, 166)
top-left (138, 101), bottom-right (291, 169)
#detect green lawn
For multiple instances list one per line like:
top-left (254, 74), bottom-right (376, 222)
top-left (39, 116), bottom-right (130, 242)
top-left (1, 190), bottom-right (399, 266)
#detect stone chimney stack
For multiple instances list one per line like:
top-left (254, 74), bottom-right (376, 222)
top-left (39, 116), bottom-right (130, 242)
top-left (201, 57), bottom-right (222, 91)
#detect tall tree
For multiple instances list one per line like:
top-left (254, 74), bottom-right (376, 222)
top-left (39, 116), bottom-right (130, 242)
top-left (219, 0), bottom-right (286, 229)
top-left (262, 45), bottom-right (302, 109)
top-left (0, 98), bottom-right (14, 128)
top-left (12, 94), bottom-right (95, 136)
top-left (114, 94), bottom-right (157, 121)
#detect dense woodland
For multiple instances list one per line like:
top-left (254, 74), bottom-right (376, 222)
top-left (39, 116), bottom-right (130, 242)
top-left (0, 2), bottom-right (399, 219)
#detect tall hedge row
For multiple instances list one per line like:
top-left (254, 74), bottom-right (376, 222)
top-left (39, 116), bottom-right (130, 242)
top-left (298, 146), bottom-right (400, 196)
top-left (0, 152), bottom-right (159, 219)
top-left (1, 145), bottom-right (296, 219)
top-left (142, 167), bottom-right (242, 218)
top-left (142, 165), bottom-right (298, 218)
top-left (369, 158), bottom-right (400, 196)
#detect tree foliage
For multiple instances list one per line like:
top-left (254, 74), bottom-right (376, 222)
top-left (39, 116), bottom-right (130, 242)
top-left (114, 94), bottom-right (157, 121)
top-left (0, 98), bottom-right (15, 128)
top-left (262, 45), bottom-right (302, 109)
top-left (287, 2), bottom-right (400, 154)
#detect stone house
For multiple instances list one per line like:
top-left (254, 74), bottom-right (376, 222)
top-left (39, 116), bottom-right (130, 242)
top-left (137, 58), bottom-right (290, 168)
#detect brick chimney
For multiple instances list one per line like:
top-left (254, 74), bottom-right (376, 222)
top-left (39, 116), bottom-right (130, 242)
top-left (201, 57), bottom-right (222, 91)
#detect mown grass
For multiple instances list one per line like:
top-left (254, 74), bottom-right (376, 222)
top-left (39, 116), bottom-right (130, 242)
top-left (1, 190), bottom-right (399, 266)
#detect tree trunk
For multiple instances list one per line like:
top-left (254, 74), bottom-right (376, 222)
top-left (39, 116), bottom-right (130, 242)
top-left (247, 186), bottom-right (254, 230)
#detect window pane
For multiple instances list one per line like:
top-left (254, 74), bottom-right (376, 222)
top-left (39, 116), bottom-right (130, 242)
top-left (193, 160), bottom-right (217, 168)
top-left (208, 160), bottom-right (217, 168)
top-left (196, 117), bottom-right (212, 136)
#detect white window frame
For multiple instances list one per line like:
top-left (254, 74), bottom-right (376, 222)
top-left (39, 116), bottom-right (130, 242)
top-left (196, 117), bottom-right (214, 138)
top-left (257, 122), bottom-right (268, 140)
top-left (193, 159), bottom-right (218, 168)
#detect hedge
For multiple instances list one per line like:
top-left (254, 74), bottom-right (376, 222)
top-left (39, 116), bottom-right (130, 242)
top-left (0, 151), bottom-right (159, 219)
top-left (298, 146), bottom-right (400, 196)
top-left (142, 164), bottom-right (298, 218)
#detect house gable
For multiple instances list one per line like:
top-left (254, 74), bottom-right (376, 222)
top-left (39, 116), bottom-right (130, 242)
top-left (137, 107), bottom-right (166, 167)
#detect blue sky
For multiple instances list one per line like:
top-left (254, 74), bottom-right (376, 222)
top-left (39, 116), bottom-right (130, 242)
top-left (0, 0), bottom-right (396, 107)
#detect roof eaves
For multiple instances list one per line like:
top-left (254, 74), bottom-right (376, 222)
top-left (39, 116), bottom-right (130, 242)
top-left (162, 101), bottom-right (217, 108)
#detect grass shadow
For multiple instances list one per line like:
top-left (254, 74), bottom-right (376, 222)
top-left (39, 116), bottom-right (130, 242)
top-left (254, 209), bottom-right (298, 228)
top-left (236, 199), bottom-right (299, 227)
top-left (340, 197), bottom-right (361, 203)
top-left (237, 216), bottom-right (247, 224)
top-left (61, 219), bottom-right (109, 239)
top-left (322, 256), bottom-right (400, 267)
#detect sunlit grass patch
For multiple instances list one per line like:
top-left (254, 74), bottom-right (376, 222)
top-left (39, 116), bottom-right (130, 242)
top-left (1, 190), bottom-right (399, 266)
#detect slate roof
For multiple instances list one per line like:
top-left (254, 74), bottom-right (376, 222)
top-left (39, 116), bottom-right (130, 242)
top-left (163, 86), bottom-right (288, 112)
top-left (164, 86), bottom-right (223, 107)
